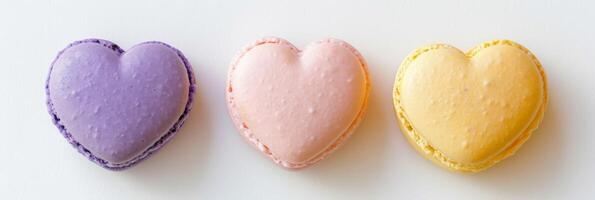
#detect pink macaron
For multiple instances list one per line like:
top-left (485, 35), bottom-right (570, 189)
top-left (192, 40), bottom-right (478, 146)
top-left (226, 37), bottom-right (370, 169)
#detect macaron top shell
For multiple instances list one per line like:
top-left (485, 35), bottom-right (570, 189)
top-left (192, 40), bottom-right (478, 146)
top-left (227, 38), bottom-right (370, 169)
top-left (47, 39), bottom-right (195, 169)
top-left (394, 40), bottom-right (547, 172)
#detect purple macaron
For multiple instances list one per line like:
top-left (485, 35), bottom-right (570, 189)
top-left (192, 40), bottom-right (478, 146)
top-left (46, 39), bottom-right (195, 170)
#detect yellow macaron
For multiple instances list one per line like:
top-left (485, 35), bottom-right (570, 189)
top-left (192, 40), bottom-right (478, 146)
top-left (393, 40), bottom-right (548, 172)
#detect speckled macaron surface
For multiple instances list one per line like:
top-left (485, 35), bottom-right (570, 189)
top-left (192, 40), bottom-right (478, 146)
top-left (46, 39), bottom-right (195, 170)
top-left (394, 40), bottom-right (547, 172)
top-left (226, 37), bottom-right (370, 169)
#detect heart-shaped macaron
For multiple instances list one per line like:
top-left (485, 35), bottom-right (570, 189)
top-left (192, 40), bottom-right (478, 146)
top-left (394, 40), bottom-right (547, 172)
top-left (226, 37), bottom-right (370, 169)
top-left (46, 39), bottom-right (195, 170)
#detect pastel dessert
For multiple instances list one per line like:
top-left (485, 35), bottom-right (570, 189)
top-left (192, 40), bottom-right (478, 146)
top-left (393, 40), bottom-right (547, 172)
top-left (46, 39), bottom-right (195, 170)
top-left (226, 37), bottom-right (370, 169)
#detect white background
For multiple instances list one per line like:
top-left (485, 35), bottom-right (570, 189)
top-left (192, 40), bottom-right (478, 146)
top-left (1, 0), bottom-right (594, 199)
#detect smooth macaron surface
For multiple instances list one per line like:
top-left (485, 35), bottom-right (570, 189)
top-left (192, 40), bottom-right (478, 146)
top-left (46, 39), bottom-right (195, 170)
top-left (227, 37), bottom-right (370, 169)
top-left (394, 40), bottom-right (547, 172)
